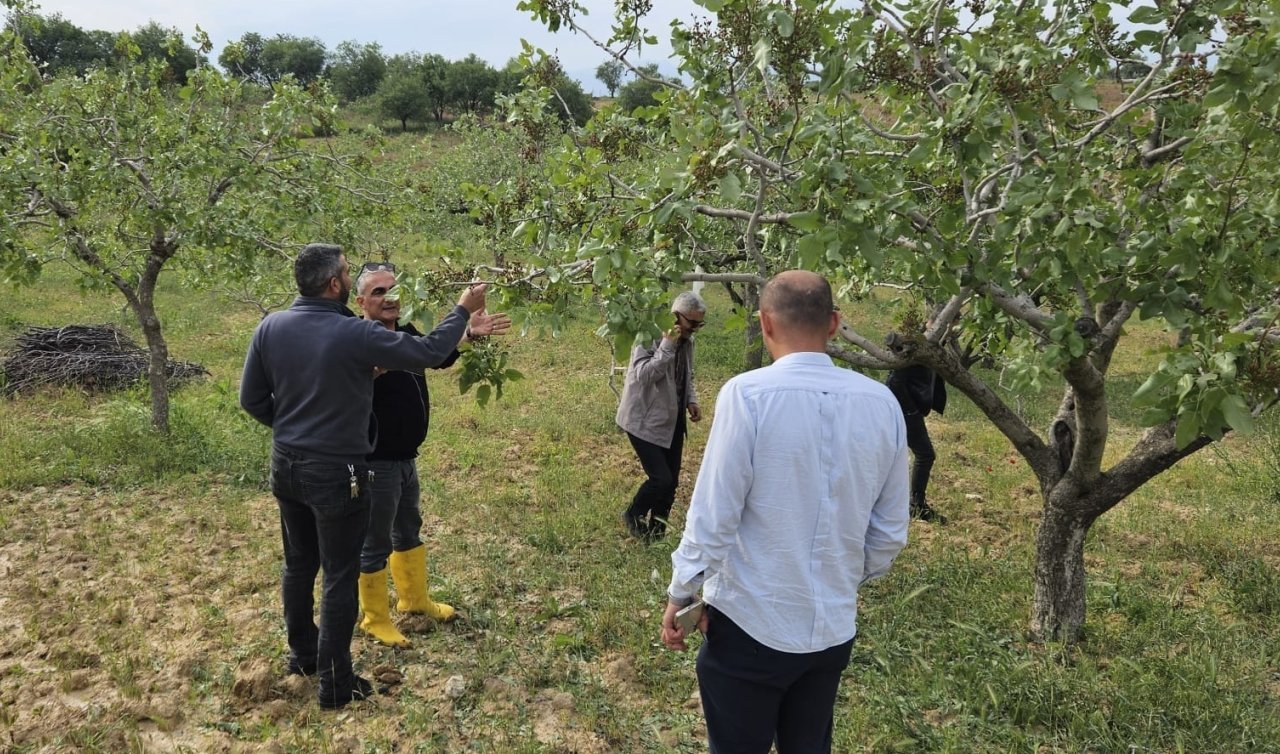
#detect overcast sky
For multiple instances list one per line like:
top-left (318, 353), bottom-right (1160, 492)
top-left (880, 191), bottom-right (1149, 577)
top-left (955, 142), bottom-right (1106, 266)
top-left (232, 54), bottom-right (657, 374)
top-left (27, 0), bottom-right (711, 92)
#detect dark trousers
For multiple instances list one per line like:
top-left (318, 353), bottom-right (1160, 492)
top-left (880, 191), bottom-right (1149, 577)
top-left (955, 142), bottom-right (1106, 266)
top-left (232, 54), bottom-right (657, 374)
top-left (361, 458), bottom-right (423, 573)
top-left (904, 411), bottom-right (935, 503)
top-left (270, 448), bottom-right (371, 701)
top-left (625, 415), bottom-right (685, 532)
top-left (696, 608), bottom-right (855, 754)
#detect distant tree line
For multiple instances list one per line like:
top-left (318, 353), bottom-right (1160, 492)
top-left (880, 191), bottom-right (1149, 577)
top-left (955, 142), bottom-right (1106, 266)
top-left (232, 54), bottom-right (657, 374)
top-left (11, 12), bottom-right (203, 83)
top-left (9, 12), bottom-right (596, 129)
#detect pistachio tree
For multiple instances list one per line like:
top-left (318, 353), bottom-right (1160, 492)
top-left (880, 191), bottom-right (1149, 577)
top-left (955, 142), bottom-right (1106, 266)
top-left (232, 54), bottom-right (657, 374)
top-left (0, 11), bottom-right (386, 432)
top-left (498, 0), bottom-right (1280, 640)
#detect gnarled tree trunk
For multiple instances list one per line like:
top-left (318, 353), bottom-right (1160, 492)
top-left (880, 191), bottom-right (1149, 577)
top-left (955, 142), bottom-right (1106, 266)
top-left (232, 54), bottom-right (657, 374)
top-left (1030, 504), bottom-right (1098, 642)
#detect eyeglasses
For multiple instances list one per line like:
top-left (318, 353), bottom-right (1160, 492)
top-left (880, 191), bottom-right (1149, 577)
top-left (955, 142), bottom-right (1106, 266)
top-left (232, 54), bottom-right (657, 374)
top-left (676, 311), bottom-right (705, 330)
top-left (360, 261), bottom-right (396, 273)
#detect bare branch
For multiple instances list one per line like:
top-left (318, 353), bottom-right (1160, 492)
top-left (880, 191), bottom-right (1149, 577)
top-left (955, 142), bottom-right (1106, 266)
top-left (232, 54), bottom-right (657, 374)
top-left (1140, 135), bottom-right (1193, 166)
top-left (692, 205), bottom-right (804, 223)
top-left (928, 288), bottom-right (972, 341)
top-left (681, 271), bottom-right (766, 286)
top-left (835, 321), bottom-right (898, 364)
top-left (977, 281), bottom-right (1055, 332)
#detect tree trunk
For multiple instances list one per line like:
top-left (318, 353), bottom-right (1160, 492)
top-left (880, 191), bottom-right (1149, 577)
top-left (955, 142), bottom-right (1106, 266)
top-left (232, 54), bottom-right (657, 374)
top-left (744, 282), bottom-right (763, 370)
top-left (1030, 504), bottom-right (1096, 642)
top-left (133, 302), bottom-right (171, 433)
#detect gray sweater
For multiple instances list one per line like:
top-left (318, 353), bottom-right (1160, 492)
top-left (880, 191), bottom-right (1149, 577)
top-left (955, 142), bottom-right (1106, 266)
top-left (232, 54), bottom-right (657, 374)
top-left (239, 296), bottom-right (468, 464)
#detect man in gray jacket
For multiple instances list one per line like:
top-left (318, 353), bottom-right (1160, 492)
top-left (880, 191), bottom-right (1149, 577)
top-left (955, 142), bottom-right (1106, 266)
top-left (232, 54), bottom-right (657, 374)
top-left (239, 243), bottom-right (486, 709)
top-left (616, 291), bottom-right (704, 540)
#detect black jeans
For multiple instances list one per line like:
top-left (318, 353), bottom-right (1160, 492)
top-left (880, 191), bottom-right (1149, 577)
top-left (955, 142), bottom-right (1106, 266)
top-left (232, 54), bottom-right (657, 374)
top-left (625, 414), bottom-right (686, 531)
top-left (360, 458), bottom-right (423, 573)
top-left (696, 608), bottom-right (855, 754)
top-left (270, 448), bottom-right (371, 700)
top-left (904, 411), bottom-right (936, 503)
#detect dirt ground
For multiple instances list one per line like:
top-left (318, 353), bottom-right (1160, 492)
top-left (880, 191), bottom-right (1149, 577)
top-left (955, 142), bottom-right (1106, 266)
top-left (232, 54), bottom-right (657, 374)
top-left (0, 484), bottom-right (642, 753)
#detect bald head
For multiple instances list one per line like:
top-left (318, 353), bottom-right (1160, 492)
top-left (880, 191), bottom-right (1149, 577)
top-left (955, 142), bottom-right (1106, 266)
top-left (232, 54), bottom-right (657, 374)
top-left (759, 270), bottom-right (835, 336)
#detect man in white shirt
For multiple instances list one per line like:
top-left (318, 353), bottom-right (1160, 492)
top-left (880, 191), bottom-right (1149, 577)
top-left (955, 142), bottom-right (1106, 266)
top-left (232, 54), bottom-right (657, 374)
top-left (661, 270), bottom-right (910, 753)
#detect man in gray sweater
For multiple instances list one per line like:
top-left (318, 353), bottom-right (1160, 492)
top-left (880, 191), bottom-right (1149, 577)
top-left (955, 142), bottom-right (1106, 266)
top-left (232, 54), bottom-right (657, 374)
top-left (240, 243), bottom-right (486, 709)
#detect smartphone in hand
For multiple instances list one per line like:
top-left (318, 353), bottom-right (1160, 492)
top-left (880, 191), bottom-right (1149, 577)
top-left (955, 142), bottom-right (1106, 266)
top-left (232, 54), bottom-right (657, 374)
top-left (674, 600), bottom-right (705, 635)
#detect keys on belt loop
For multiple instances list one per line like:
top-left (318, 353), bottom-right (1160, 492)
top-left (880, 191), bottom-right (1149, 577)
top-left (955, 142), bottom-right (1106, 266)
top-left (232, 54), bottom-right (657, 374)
top-left (348, 464), bottom-right (359, 499)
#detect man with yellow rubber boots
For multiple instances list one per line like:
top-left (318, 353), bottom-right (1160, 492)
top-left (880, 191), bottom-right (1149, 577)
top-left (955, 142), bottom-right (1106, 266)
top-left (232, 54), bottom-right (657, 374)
top-left (354, 262), bottom-right (510, 646)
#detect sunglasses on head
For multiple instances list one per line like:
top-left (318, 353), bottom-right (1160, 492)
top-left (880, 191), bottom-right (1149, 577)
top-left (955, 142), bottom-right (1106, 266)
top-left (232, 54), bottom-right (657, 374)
top-left (361, 261), bottom-right (396, 273)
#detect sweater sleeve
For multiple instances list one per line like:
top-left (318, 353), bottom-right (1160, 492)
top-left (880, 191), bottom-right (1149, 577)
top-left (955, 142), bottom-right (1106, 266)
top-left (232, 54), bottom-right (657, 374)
top-left (367, 306), bottom-right (470, 371)
top-left (238, 330), bottom-right (274, 427)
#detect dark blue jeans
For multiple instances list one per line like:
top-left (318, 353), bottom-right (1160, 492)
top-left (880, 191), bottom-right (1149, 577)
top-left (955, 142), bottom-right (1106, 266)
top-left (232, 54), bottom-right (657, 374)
top-left (360, 458), bottom-right (423, 573)
top-left (696, 608), bottom-right (855, 754)
top-left (270, 448), bottom-right (371, 700)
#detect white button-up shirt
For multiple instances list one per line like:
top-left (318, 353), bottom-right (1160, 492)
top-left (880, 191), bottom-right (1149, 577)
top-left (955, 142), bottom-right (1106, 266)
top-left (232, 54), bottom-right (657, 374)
top-left (669, 351), bottom-right (910, 653)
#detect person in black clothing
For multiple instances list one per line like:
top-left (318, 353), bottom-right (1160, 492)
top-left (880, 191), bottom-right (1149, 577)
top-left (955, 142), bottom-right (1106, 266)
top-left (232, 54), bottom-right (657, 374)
top-left (886, 364), bottom-right (949, 523)
top-left (353, 264), bottom-right (510, 647)
top-left (240, 244), bottom-right (488, 708)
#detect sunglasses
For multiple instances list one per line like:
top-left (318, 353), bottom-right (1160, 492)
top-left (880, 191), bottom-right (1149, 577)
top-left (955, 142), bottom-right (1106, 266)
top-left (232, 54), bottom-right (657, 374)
top-left (360, 261), bottom-right (396, 273)
top-left (676, 311), bottom-right (705, 330)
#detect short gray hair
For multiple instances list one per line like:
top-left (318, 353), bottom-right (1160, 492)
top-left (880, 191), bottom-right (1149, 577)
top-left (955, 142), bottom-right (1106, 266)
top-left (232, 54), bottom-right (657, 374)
top-left (671, 291), bottom-right (706, 316)
top-left (355, 262), bottom-right (396, 295)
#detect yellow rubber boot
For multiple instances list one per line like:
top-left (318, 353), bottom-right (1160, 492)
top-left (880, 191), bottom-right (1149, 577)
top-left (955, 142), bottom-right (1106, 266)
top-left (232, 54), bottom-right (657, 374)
top-left (358, 569), bottom-right (411, 647)
top-left (390, 544), bottom-right (456, 622)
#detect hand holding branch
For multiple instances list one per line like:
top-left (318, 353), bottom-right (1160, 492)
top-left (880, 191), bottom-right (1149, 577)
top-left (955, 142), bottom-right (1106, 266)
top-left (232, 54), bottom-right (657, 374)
top-left (458, 282), bottom-right (487, 314)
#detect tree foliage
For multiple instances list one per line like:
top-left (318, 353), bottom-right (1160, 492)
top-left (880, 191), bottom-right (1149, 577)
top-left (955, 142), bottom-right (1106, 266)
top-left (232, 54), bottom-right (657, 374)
top-left (10, 11), bottom-right (201, 82)
top-left (615, 62), bottom-right (670, 113)
top-left (501, 0), bottom-right (1280, 641)
top-left (0, 19), bottom-right (386, 432)
top-left (377, 55), bottom-right (432, 130)
top-left (328, 40), bottom-right (386, 102)
top-left (445, 53), bottom-right (501, 115)
top-left (220, 32), bottom-right (325, 85)
top-left (596, 58), bottom-right (623, 96)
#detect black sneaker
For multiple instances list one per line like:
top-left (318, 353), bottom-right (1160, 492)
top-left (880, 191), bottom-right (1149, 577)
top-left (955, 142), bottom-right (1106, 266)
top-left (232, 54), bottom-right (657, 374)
top-left (318, 675), bottom-right (376, 709)
top-left (286, 658), bottom-right (317, 676)
top-left (910, 502), bottom-right (949, 525)
top-left (621, 509), bottom-right (648, 539)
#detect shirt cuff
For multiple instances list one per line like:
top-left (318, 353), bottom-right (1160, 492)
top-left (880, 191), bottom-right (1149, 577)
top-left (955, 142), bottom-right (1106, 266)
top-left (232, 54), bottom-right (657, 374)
top-left (666, 592), bottom-right (696, 607)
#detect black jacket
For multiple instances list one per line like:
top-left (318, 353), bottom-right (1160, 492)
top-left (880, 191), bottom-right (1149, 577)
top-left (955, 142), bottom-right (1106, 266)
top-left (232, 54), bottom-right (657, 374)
top-left (368, 322), bottom-right (459, 461)
top-left (886, 365), bottom-right (947, 417)
top-left (239, 297), bottom-right (467, 464)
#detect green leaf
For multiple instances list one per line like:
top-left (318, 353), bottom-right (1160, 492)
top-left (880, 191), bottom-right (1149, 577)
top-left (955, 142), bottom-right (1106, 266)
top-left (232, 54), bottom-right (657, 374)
top-left (1220, 395), bottom-right (1255, 434)
top-left (720, 172), bottom-right (743, 203)
top-left (1072, 89), bottom-right (1099, 110)
top-left (1133, 372), bottom-right (1172, 403)
top-left (752, 38), bottom-right (771, 75)
top-left (771, 9), bottom-right (795, 38)
top-left (1139, 407), bottom-right (1172, 427)
top-left (796, 233), bottom-right (824, 267)
top-left (1127, 5), bottom-right (1163, 25)
top-left (1174, 411), bottom-right (1200, 450)
top-left (476, 383), bottom-right (492, 407)
top-left (787, 211), bottom-right (822, 232)
top-left (696, 0), bottom-right (726, 11)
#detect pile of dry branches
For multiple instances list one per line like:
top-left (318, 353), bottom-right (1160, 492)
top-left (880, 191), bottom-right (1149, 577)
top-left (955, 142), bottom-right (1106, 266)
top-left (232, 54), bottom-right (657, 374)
top-left (1, 324), bottom-right (207, 395)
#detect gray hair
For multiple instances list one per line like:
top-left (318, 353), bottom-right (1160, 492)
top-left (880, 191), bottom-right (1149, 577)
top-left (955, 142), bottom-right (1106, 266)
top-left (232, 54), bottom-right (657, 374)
top-left (671, 290), bottom-right (706, 316)
top-left (295, 243), bottom-right (344, 297)
top-left (355, 262), bottom-right (396, 295)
